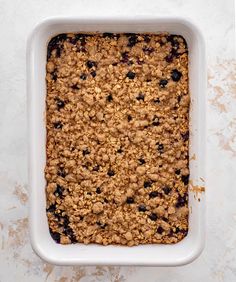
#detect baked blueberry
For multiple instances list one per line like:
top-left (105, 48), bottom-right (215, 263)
top-left (152, 116), bottom-right (160, 126)
top-left (82, 148), bottom-right (90, 156)
top-left (80, 73), bottom-right (87, 80)
top-left (154, 98), bottom-right (160, 104)
top-left (127, 34), bottom-right (138, 47)
top-left (175, 169), bottom-right (181, 175)
top-left (171, 69), bottom-right (182, 81)
top-left (51, 71), bottom-right (57, 81)
top-left (54, 184), bottom-right (64, 197)
top-left (138, 204), bottom-right (147, 212)
top-left (157, 143), bottom-right (164, 153)
top-left (143, 47), bottom-right (154, 54)
top-left (144, 180), bottom-right (152, 188)
top-left (181, 131), bottom-right (189, 141)
top-left (144, 35), bottom-right (151, 43)
top-left (46, 204), bottom-right (56, 213)
top-left (176, 193), bottom-right (188, 207)
top-left (127, 115), bottom-right (132, 122)
top-left (56, 99), bottom-right (65, 110)
top-left (159, 79), bottom-right (168, 88)
top-left (93, 165), bottom-right (100, 172)
top-left (181, 174), bottom-right (189, 185)
top-left (91, 71), bottom-right (96, 77)
top-left (54, 122), bottom-right (63, 129)
top-left (157, 226), bottom-right (164, 234)
top-left (107, 94), bottom-right (113, 102)
top-left (103, 32), bottom-right (115, 38)
top-left (57, 168), bottom-right (66, 177)
top-left (163, 186), bottom-right (171, 195)
top-left (96, 187), bottom-right (101, 194)
top-left (126, 197), bottom-right (134, 204)
top-left (138, 158), bottom-right (146, 165)
top-left (149, 191), bottom-right (159, 198)
top-left (49, 229), bottom-right (61, 243)
top-left (86, 60), bottom-right (96, 69)
top-left (149, 213), bottom-right (157, 221)
top-left (107, 169), bottom-right (115, 177)
top-left (126, 71), bottom-right (135, 79)
top-left (136, 93), bottom-right (145, 101)
top-left (47, 33), bottom-right (67, 60)
top-left (71, 84), bottom-right (80, 90)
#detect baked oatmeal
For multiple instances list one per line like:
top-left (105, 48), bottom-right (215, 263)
top-left (45, 33), bottom-right (189, 246)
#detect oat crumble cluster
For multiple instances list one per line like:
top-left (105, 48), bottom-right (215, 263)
top-left (45, 32), bottom-right (190, 246)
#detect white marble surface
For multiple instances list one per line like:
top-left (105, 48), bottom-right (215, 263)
top-left (0, 0), bottom-right (235, 281)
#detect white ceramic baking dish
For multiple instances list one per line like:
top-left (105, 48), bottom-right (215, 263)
top-left (27, 16), bottom-right (206, 266)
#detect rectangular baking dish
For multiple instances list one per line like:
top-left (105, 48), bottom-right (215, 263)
top-left (27, 16), bottom-right (206, 266)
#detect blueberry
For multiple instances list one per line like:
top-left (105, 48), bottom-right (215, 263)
top-left (144, 35), bottom-right (151, 43)
top-left (138, 158), bottom-right (146, 165)
top-left (181, 174), bottom-right (189, 185)
top-left (137, 58), bottom-right (144, 65)
top-left (51, 71), bottom-right (57, 81)
top-left (157, 226), bottom-right (164, 234)
top-left (107, 169), bottom-right (115, 177)
top-left (176, 193), bottom-right (188, 207)
top-left (54, 122), bottom-right (63, 129)
top-left (126, 71), bottom-right (135, 79)
top-left (71, 84), bottom-right (80, 90)
top-left (175, 169), bottom-right (181, 175)
top-left (96, 187), bottom-right (101, 194)
top-left (152, 116), bottom-right (160, 126)
top-left (86, 60), bottom-right (96, 69)
top-left (177, 95), bottom-right (182, 103)
top-left (96, 221), bottom-right (107, 229)
top-left (171, 69), bottom-right (182, 81)
top-left (149, 191), bottom-right (159, 198)
top-left (93, 165), bottom-right (100, 172)
top-left (107, 94), bottom-right (113, 102)
top-left (159, 79), bottom-right (168, 88)
top-left (103, 32), bottom-right (115, 38)
top-left (63, 225), bottom-right (77, 243)
top-left (138, 204), bottom-right (147, 212)
top-left (49, 229), bottom-right (61, 243)
top-left (157, 143), bottom-right (164, 153)
top-left (165, 53), bottom-right (174, 63)
top-left (181, 131), bottom-right (189, 141)
top-left (121, 52), bottom-right (129, 63)
top-left (57, 168), bottom-right (66, 177)
top-left (149, 213), bottom-right (157, 221)
top-left (144, 180), bottom-right (152, 188)
top-left (127, 34), bottom-right (138, 47)
top-left (47, 33), bottom-right (67, 60)
top-left (127, 115), bottom-right (132, 122)
top-left (142, 47), bottom-right (154, 54)
top-left (154, 98), bottom-right (160, 104)
top-left (80, 73), bottom-right (87, 80)
top-left (46, 204), bottom-right (56, 213)
top-left (136, 93), bottom-right (145, 101)
top-left (126, 197), bottom-right (134, 204)
top-left (82, 148), bottom-right (90, 156)
top-left (163, 186), bottom-right (171, 195)
top-left (91, 71), bottom-right (96, 77)
top-left (54, 184), bottom-right (64, 198)
top-left (56, 99), bottom-right (65, 110)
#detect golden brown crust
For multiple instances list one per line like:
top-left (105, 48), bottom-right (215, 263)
top-left (45, 33), bottom-right (189, 246)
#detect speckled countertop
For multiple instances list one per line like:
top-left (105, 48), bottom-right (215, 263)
top-left (0, 0), bottom-right (235, 281)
